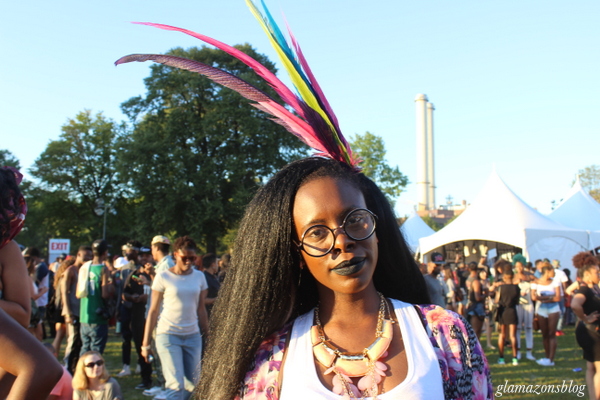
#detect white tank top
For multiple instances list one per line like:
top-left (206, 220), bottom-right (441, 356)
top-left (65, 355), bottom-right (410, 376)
top-left (280, 299), bottom-right (445, 400)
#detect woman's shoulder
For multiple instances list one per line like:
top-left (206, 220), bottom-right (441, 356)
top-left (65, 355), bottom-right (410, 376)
top-left (104, 377), bottom-right (123, 398)
top-left (237, 322), bottom-right (293, 399)
top-left (413, 303), bottom-right (493, 399)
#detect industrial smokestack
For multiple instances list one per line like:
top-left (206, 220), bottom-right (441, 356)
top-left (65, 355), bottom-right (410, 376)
top-left (415, 94), bottom-right (429, 211)
top-left (427, 102), bottom-right (435, 210)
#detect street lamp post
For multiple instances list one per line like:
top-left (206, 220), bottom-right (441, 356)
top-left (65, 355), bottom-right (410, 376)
top-left (94, 198), bottom-right (108, 240)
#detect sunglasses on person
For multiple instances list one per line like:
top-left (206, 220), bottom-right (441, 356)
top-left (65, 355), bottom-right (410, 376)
top-left (177, 254), bottom-right (197, 263)
top-left (84, 360), bottom-right (104, 369)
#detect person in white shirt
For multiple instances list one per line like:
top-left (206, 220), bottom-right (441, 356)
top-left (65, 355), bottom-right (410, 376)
top-left (141, 236), bottom-right (208, 400)
top-left (551, 259), bottom-right (569, 335)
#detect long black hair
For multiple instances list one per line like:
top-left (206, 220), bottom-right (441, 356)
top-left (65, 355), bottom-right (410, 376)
top-left (196, 157), bottom-right (429, 399)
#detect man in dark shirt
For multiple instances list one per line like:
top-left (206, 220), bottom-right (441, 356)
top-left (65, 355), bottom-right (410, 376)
top-left (202, 253), bottom-right (221, 317)
top-left (122, 264), bottom-right (152, 389)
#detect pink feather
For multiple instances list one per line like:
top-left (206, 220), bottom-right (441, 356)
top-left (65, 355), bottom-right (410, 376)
top-left (115, 53), bottom-right (328, 152)
top-left (132, 22), bottom-right (306, 118)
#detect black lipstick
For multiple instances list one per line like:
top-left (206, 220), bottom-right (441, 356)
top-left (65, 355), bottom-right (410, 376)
top-left (332, 257), bottom-right (365, 276)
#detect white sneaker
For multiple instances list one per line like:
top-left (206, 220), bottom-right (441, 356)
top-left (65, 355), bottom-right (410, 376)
top-left (537, 358), bottom-right (555, 366)
top-left (117, 364), bottom-right (131, 377)
top-left (526, 353), bottom-right (536, 361)
top-left (143, 387), bottom-right (162, 397)
top-left (154, 390), bottom-right (168, 400)
top-left (497, 358), bottom-right (505, 365)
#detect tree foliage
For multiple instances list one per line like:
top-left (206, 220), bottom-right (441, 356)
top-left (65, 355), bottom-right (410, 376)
top-left (0, 149), bottom-right (20, 169)
top-left (421, 215), bottom-right (442, 231)
top-left (118, 45), bottom-right (307, 252)
top-left (24, 110), bottom-right (129, 248)
top-left (350, 132), bottom-right (408, 206)
top-left (577, 165), bottom-right (600, 202)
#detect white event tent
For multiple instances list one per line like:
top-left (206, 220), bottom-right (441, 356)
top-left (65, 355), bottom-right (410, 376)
top-left (419, 170), bottom-right (589, 272)
top-left (548, 177), bottom-right (600, 251)
top-left (400, 211), bottom-right (435, 254)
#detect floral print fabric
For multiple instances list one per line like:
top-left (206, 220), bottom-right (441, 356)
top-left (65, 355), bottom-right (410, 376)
top-left (237, 304), bottom-right (492, 400)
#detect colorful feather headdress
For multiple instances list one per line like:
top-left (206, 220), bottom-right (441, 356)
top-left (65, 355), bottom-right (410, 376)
top-left (115, 0), bottom-right (358, 167)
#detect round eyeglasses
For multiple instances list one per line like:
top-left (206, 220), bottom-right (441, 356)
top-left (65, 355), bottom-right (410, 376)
top-left (297, 208), bottom-right (377, 257)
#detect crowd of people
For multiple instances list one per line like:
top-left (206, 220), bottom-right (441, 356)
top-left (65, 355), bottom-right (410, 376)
top-left (422, 251), bottom-right (600, 398)
top-left (38, 235), bottom-right (229, 399)
top-left (2, 225), bottom-right (230, 399)
top-left (422, 254), bottom-right (577, 366)
top-left (2, 0), bottom-right (600, 399)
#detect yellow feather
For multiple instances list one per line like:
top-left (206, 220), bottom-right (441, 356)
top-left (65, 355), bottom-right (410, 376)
top-left (245, 0), bottom-right (338, 136)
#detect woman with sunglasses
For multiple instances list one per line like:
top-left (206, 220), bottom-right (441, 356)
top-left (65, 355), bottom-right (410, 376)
top-left (141, 236), bottom-right (208, 400)
top-left (72, 351), bottom-right (122, 400)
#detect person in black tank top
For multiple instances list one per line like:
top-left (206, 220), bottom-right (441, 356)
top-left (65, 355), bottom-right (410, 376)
top-left (570, 253), bottom-right (600, 400)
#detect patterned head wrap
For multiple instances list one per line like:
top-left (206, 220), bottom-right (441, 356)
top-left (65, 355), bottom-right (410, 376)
top-left (0, 166), bottom-right (27, 250)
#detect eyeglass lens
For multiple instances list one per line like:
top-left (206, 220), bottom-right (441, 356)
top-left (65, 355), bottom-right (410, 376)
top-left (180, 255), bottom-right (196, 263)
top-left (85, 360), bottom-right (104, 368)
top-left (301, 209), bottom-right (375, 257)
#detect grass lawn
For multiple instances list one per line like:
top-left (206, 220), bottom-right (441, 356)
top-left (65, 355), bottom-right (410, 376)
top-left (483, 323), bottom-right (587, 399)
top-left (51, 323), bottom-right (589, 400)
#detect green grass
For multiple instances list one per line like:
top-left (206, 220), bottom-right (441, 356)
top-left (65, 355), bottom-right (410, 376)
top-left (484, 324), bottom-right (588, 399)
top-left (50, 324), bottom-right (589, 400)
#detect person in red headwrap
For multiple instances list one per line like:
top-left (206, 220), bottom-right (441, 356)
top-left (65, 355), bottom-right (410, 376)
top-left (0, 166), bottom-right (64, 399)
top-left (0, 166), bottom-right (31, 328)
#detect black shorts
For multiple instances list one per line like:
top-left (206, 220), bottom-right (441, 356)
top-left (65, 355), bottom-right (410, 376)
top-left (576, 321), bottom-right (600, 362)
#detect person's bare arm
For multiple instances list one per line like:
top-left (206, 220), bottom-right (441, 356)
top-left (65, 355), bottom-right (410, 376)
top-left (0, 241), bottom-right (31, 327)
top-left (571, 293), bottom-right (599, 324)
top-left (30, 283), bottom-right (47, 301)
top-left (472, 279), bottom-right (483, 302)
top-left (204, 296), bottom-right (217, 305)
top-left (0, 308), bottom-right (62, 400)
top-left (141, 290), bottom-right (163, 363)
top-left (197, 289), bottom-right (209, 336)
top-left (565, 280), bottom-right (580, 296)
top-left (101, 266), bottom-right (114, 299)
top-left (62, 267), bottom-right (75, 323)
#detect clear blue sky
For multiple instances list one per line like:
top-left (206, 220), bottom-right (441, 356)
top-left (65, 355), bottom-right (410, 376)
top-left (1, 0), bottom-right (598, 217)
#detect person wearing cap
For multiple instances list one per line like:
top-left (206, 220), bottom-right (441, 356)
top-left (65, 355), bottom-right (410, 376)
top-left (152, 235), bottom-right (175, 274)
top-left (76, 239), bottom-right (114, 354)
top-left (424, 253), bottom-right (446, 308)
top-left (121, 256), bottom-right (153, 389)
top-left (116, 240), bottom-right (142, 378)
top-left (139, 246), bottom-right (154, 268)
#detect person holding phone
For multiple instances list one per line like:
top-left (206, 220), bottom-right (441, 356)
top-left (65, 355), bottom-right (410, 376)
top-left (122, 263), bottom-right (153, 389)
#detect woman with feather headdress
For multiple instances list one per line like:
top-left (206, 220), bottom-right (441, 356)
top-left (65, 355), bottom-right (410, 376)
top-left (117, 2), bottom-right (492, 399)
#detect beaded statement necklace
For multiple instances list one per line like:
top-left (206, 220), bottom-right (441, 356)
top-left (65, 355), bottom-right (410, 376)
top-left (311, 292), bottom-right (394, 399)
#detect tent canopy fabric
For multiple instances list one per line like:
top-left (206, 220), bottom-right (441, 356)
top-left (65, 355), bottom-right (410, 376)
top-left (549, 178), bottom-right (600, 249)
top-left (419, 170), bottom-right (589, 261)
top-left (400, 211), bottom-right (435, 253)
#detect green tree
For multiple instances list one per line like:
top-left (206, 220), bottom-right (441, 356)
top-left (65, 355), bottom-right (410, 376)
top-left (577, 165), bottom-right (600, 202)
top-left (0, 150), bottom-right (20, 169)
top-left (350, 132), bottom-right (408, 206)
top-left (118, 46), bottom-right (307, 252)
top-left (25, 110), bottom-right (128, 248)
top-left (421, 215), bottom-right (442, 231)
